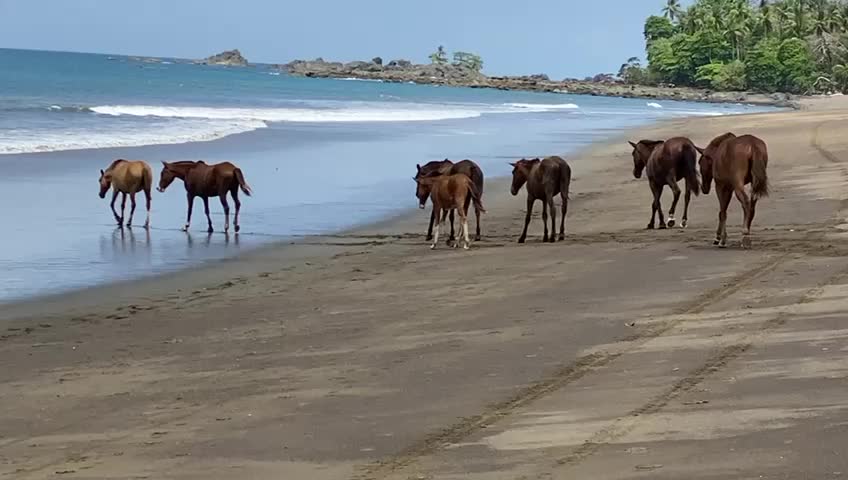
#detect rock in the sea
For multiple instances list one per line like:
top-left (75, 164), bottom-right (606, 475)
top-left (372, 56), bottom-right (383, 66)
top-left (201, 49), bottom-right (248, 66)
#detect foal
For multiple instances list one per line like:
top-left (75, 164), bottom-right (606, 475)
top-left (629, 137), bottom-right (700, 229)
top-left (158, 161), bottom-right (252, 233)
top-left (510, 156), bottom-right (571, 243)
top-left (416, 173), bottom-right (485, 249)
top-left (98, 159), bottom-right (153, 228)
top-left (415, 159), bottom-right (485, 242)
top-left (698, 133), bottom-right (769, 248)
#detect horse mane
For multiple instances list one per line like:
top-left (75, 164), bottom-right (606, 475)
top-left (105, 159), bottom-right (127, 171)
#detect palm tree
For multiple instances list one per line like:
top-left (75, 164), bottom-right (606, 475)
top-left (662, 0), bottom-right (683, 22)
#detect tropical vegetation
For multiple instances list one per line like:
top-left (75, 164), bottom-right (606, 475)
top-left (429, 46), bottom-right (484, 72)
top-left (623, 0), bottom-right (848, 93)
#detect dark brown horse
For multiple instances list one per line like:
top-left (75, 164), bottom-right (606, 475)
top-left (415, 159), bottom-right (485, 243)
top-left (698, 133), bottom-right (769, 248)
top-left (415, 173), bottom-right (485, 249)
top-left (157, 161), bottom-right (252, 233)
top-left (98, 159), bottom-right (153, 228)
top-left (510, 156), bottom-right (571, 243)
top-left (629, 137), bottom-right (700, 229)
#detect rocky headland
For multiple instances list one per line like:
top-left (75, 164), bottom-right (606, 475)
top-left (200, 49), bottom-right (249, 67)
top-left (279, 57), bottom-right (797, 108)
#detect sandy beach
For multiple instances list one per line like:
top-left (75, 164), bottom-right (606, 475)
top-left (4, 99), bottom-right (848, 479)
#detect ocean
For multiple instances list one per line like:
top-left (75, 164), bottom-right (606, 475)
top-left (0, 48), bottom-right (775, 302)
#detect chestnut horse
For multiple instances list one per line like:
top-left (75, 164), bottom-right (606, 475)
top-left (415, 173), bottom-right (485, 249)
top-left (415, 159), bottom-right (485, 243)
top-left (98, 159), bottom-right (153, 228)
top-left (510, 156), bottom-right (571, 243)
top-left (157, 161), bottom-right (252, 233)
top-left (629, 137), bottom-right (700, 229)
top-left (698, 133), bottom-right (769, 248)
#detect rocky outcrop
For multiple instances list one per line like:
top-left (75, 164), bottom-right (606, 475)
top-left (201, 49), bottom-right (248, 67)
top-left (279, 57), bottom-right (797, 108)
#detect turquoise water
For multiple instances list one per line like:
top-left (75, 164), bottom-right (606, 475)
top-left (0, 48), bottom-right (775, 301)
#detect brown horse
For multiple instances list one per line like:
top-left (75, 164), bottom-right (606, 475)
top-left (157, 161), bottom-right (252, 233)
top-left (415, 159), bottom-right (485, 243)
top-left (629, 137), bottom-right (700, 229)
top-left (697, 133), bottom-right (769, 248)
top-left (415, 173), bottom-right (485, 249)
top-left (98, 159), bottom-right (153, 228)
top-left (510, 156), bottom-right (571, 243)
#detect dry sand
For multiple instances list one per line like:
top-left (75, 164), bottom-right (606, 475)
top-left (4, 99), bottom-right (848, 479)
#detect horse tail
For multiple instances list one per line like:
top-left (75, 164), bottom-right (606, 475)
top-left (682, 142), bottom-right (700, 196)
top-left (467, 177), bottom-right (486, 214)
top-left (142, 163), bottom-right (153, 192)
top-left (750, 141), bottom-right (770, 199)
top-left (234, 168), bottom-right (253, 196)
top-left (561, 160), bottom-right (572, 199)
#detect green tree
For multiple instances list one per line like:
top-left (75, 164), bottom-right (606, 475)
top-left (429, 46), bottom-right (448, 65)
top-left (747, 38), bottom-right (783, 91)
top-left (778, 37), bottom-right (815, 91)
top-left (452, 51), bottom-right (484, 72)
top-left (662, 0), bottom-right (683, 22)
top-left (644, 15), bottom-right (676, 45)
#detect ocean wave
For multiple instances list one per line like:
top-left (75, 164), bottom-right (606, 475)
top-left (90, 104), bottom-right (484, 122)
top-left (647, 102), bottom-right (663, 108)
top-left (503, 102), bottom-right (580, 111)
top-left (0, 119), bottom-right (267, 155)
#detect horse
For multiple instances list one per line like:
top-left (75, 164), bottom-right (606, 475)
top-left (697, 133), bottom-right (769, 248)
top-left (157, 161), bottom-right (252, 233)
top-left (509, 156), bottom-right (571, 243)
top-left (415, 159), bottom-right (485, 243)
top-left (629, 137), bottom-right (700, 230)
top-left (98, 159), bottom-right (153, 228)
top-left (415, 173), bottom-right (485, 249)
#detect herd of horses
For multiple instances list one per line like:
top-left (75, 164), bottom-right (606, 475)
top-left (97, 131), bottom-right (767, 250)
top-left (411, 131), bottom-right (768, 249)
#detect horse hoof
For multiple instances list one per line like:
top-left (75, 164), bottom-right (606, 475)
top-left (517, 238), bottom-right (526, 244)
top-left (463, 245), bottom-right (469, 250)
top-left (558, 235), bottom-right (565, 241)
top-left (235, 225), bottom-right (240, 233)
top-left (430, 244), bottom-right (436, 250)
top-left (681, 220), bottom-right (688, 228)
top-left (475, 235), bottom-right (481, 241)
top-left (646, 224), bottom-right (655, 230)
top-left (667, 219), bottom-right (675, 228)
top-left (207, 228), bottom-right (214, 234)
top-left (713, 239), bottom-right (721, 246)
top-left (741, 236), bottom-right (752, 249)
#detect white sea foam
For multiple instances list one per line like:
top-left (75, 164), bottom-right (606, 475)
top-left (0, 119), bottom-right (267, 155)
top-left (647, 102), bottom-right (663, 108)
top-left (90, 104), bottom-right (485, 122)
top-left (503, 102), bottom-right (580, 111)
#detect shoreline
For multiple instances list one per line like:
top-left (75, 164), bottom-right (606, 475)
top-left (0, 108), bottom-right (769, 318)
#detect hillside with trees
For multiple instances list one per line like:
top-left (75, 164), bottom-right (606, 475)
top-left (623, 0), bottom-right (848, 94)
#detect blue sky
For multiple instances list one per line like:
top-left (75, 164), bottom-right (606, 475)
top-left (0, 0), bottom-right (676, 78)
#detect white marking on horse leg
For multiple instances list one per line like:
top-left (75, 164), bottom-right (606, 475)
top-left (431, 222), bottom-right (440, 249)
top-left (463, 219), bottom-right (470, 249)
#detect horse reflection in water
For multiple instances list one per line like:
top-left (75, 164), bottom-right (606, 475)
top-left (101, 226), bottom-right (152, 259)
top-left (186, 231), bottom-right (239, 248)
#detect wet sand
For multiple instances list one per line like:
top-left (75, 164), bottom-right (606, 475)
top-left (4, 101), bottom-right (848, 479)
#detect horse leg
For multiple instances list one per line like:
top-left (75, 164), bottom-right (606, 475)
top-left (232, 188), bottom-right (241, 233)
top-left (475, 202), bottom-right (482, 241)
top-left (127, 192), bottom-right (137, 227)
top-left (203, 197), bottom-right (213, 233)
top-left (426, 208), bottom-right (435, 241)
top-left (716, 185), bottom-right (733, 247)
top-left (518, 196), bottom-right (534, 244)
top-left (448, 209), bottom-right (456, 245)
top-left (547, 195), bottom-right (556, 243)
top-left (666, 176), bottom-right (681, 228)
top-left (143, 187), bottom-right (152, 229)
top-left (541, 198), bottom-right (549, 242)
top-left (110, 190), bottom-right (121, 225)
top-left (647, 181), bottom-right (660, 229)
top-left (120, 193), bottom-right (127, 226)
top-left (431, 208), bottom-right (443, 249)
top-left (184, 194), bottom-right (194, 232)
top-left (559, 191), bottom-right (568, 240)
top-left (734, 186), bottom-right (753, 249)
top-left (219, 193), bottom-right (230, 233)
top-left (682, 187), bottom-right (691, 229)
top-left (459, 208), bottom-right (470, 250)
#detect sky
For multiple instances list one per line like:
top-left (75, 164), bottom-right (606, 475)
top-left (0, 0), bottom-right (681, 79)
